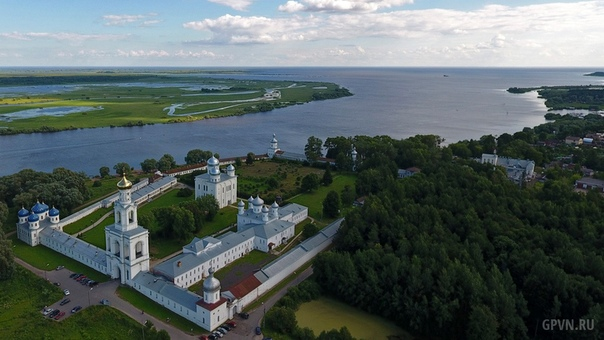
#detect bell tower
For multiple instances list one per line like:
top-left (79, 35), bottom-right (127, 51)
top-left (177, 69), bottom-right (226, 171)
top-left (105, 175), bottom-right (150, 284)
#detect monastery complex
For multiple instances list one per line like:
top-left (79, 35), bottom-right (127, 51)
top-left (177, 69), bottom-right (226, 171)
top-left (15, 135), bottom-right (341, 332)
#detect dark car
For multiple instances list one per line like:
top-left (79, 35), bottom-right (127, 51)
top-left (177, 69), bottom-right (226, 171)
top-left (255, 326), bottom-right (262, 335)
top-left (49, 309), bottom-right (60, 318)
top-left (238, 312), bottom-right (249, 319)
top-left (59, 298), bottom-right (70, 306)
top-left (53, 282), bottom-right (61, 286)
top-left (71, 306), bottom-right (82, 313)
top-left (69, 273), bottom-right (78, 278)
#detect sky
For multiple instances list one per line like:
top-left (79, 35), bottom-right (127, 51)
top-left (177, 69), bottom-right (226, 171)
top-left (0, 0), bottom-right (602, 67)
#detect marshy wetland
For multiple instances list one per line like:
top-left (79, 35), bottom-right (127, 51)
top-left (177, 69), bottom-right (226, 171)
top-left (0, 69), bottom-right (351, 135)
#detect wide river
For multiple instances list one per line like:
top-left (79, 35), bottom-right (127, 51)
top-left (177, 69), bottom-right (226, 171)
top-left (0, 67), bottom-right (601, 176)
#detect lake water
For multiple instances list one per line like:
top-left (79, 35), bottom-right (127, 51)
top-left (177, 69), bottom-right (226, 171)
top-left (0, 67), bottom-right (601, 176)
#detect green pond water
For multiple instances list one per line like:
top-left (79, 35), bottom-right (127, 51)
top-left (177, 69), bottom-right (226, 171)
top-left (295, 296), bottom-right (411, 340)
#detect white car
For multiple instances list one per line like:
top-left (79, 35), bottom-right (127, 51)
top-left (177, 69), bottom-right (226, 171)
top-left (63, 289), bottom-right (70, 296)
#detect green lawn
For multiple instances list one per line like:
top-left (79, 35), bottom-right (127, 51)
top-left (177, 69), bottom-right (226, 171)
top-left (295, 296), bottom-right (412, 340)
top-left (290, 174), bottom-right (357, 221)
top-left (116, 285), bottom-right (205, 334)
top-left (0, 266), bottom-right (159, 340)
top-left (63, 207), bottom-right (112, 234)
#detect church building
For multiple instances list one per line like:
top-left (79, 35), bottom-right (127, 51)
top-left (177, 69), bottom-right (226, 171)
top-left (194, 156), bottom-right (237, 209)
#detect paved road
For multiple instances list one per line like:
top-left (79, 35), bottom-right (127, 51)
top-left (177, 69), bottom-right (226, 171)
top-left (17, 258), bottom-right (313, 339)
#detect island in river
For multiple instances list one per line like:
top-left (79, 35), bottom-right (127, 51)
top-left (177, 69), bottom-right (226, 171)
top-left (0, 69), bottom-right (352, 135)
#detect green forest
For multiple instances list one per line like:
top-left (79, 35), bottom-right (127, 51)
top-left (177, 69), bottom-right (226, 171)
top-left (311, 117), bottom-right (604, 339)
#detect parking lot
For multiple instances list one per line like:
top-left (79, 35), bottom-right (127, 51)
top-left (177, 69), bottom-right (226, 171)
top-left (40, 267), bottom-right (117, 321)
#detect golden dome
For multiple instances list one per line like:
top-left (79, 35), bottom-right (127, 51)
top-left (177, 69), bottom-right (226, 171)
top-left (117, 174), bottom-right (133, 190)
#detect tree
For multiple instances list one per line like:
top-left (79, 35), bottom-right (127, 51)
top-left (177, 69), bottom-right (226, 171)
top-left (246, 152), bottom-right (255, 165)
top-left (322, 165), bottom-right (333, 186)
top-left (140, 158), bottom-right (158, 173)
top-left (197, 195), bottom-right (220, 221)
top-left (302, 223), bottom-right (319, 239)
top-left (185, 149), bottom-right (212, 165)
top-left (305, 136), bottom-right (323, 163)
top-left (157, 154), bottom-right (176, 172)
top-left (99, 166), bottom-right (110, 178)
top-left (0, 217), bottom-right (15, 280)
top-left (235, 157), bottom-right (242, 167)
top-left (113, 162), bottom-right (131, 176)
top-left (265, 307), bottom-right (297, 334)
top-left (340, 185), bottom-right (356, 206)
top-left (323, 190), bottom-right (340, 218)
top-left (300, 173), bottom-right (320, 192)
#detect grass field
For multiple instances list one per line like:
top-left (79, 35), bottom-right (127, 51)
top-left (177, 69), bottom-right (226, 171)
top-left (0, 71), bottom-right (351, 134)
top-left (295, 296), bottom-right (412, 340)
top-left (290, 174), bottom-right (357, 222)
top-left (0, 266), bottom-right (158, 340)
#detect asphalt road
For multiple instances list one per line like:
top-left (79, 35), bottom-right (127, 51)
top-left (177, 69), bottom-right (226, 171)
top-left (17, 258), bottom-right (314, 340)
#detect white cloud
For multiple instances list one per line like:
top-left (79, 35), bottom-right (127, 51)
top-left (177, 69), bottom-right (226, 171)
top-left (117, 49), bottom-right (170, 57)
top-left (278, 0), bottom-right (413, 13)
top-left (208, 0), bottom-right (254, 11)
top-left (0, 31), bottom-right (126, 42)
top-left (102, 13), bottom-right (160, 27)
top-left (183, 14), bottom-right (317, 44)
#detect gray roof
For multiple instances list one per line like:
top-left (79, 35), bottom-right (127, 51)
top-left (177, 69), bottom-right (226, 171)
top-left (274, 151), bottom-right (307, 162)
top-left (132, 176), bottom-right (176, 203)
top-left (132, 272), bottom-right (200, 311)
top-left (278, 203), bottom-right (307, 217)
top-left (576, 177), bottom-right (604, 187)
top-left (40, 228), bottom-right (107, 267)
top-left (154, 231), bottom-right (255, 279)
top-left (254, 218), bottom-right (343, 281)
top-left (252, 219), bottom-right (294, 239)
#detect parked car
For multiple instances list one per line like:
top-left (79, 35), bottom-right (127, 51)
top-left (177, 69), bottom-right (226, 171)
top-left (212, 331), bottom-right (223, 338)
top-left (198, 335), bottom-right (208, 340)
top-left (238, 312), bottom-right (249, 319)
top-left (42, 308), bottom-right (54, 316)
top-left (48, 309), bottom-right (60, 318)
top-left (226, 321), bottom-right (237, 328)
top-left (69, 273), bottom-right (78, 278)
top-left (63, 289), bottom-right (70, 296)
top-left (255, 326), bottom-right (262, 335)
top-left (53, 282), bottom-right (61, 286)
top-left (100, 299), bottom-right (110, 305)
top-left (207, 335), bottom-right (216, 340)
top-left (54, 311), bottom-right (65, 320)
top-left (59, 298), bottom-right (70, 306)
top-left (71, 306), bottom-right (82, 313)
top-left (56, 265), bottom-right (64, 270)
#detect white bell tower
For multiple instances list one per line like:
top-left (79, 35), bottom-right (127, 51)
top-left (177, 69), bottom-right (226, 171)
top-left (105, 175), bottom-right (150, 284)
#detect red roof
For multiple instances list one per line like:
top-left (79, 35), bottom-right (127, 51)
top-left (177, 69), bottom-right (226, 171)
top-left (196, 297), bottom-right (228, 311)
top-left (226, 275), bottom-right (262, 299)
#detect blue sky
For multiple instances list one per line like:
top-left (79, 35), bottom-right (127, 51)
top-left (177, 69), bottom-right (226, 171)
top-left (0, 0), bottom-right (601, 67)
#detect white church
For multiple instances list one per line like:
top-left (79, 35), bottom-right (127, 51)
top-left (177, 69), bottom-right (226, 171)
top-left (15, 141), bottom-right (312, 332)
